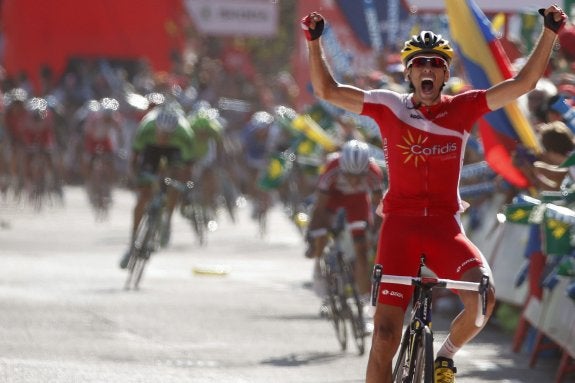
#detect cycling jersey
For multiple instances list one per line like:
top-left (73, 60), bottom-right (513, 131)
top-left (241, 121), bottom-right (282, 170)
top-left (362, 89), bottom-right (491, 309)
top-left (5, 106), bottom-right (28, 145)
top-left (21, 110), bottom-right (56, 150)
top-left (318, 154), bottom-right (383, 195)
top-left (362, 89), bottom-right (489, 216)
top-left (189, 117), bottom-right (222, 162)
top-left (84, 112), bottom-right (123, 154)
top-left (132, 111), bottom-right (194, 162)
top-left (317, 153), bottom-right (383, 236)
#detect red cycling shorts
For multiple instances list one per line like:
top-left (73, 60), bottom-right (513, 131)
top-left (85, 135), bottom-right (114, 154)
top-left (375, 213), bottom-right (485, 310)
top-left (325, 191), bottom-right (371, 238)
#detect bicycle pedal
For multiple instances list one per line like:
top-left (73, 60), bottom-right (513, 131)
top-left (207, 220), bottom-right (218, 232)
top-left (319, 304), bottom-right (331, 319)
top-left (363, 321), bottom-right (374, 336)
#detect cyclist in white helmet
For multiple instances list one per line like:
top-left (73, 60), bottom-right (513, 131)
top-left (306, 139), bottom-right (384, 308)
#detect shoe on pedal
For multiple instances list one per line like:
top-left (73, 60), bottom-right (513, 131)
top-left (319, 299), bottom-right (331, 319)
top-left (160, 221), bottom-right (171, 248)
top-left (304, 237), bottom-right (315, 258)
top-left (434, 356), bottom-right (457, 383)
top-left (119, 248), bottom-right (132, 269)
top-left (363, 319), bottom-right (374, 336)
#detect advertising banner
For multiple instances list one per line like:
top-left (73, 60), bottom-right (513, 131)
top-left (185, 0), bottom-right (278, 37)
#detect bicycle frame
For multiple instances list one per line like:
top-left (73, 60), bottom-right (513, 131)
top-left (124, 174), bottom-right (192, 290)
top-left (86, 150), bottom-right (115, 219)
top-left (319, 209), bottom-right (366, 355)
top-left (179, 181), bottom-right (208, 246)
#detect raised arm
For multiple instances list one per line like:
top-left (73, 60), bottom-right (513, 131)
top-left (485, 5), bottom-right (567, 111)
top-left (302, 12), bottom-right (365, 114)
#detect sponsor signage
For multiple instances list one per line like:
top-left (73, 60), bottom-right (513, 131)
top-left (185, 0), bottom-right (278, 37)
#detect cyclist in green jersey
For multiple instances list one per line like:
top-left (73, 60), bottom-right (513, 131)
top-left (187, 105), bottom-right (224, 220)
top-left (119, 102), bottom-right (194, 268)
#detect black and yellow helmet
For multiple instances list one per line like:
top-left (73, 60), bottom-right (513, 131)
top-left (400, 31), bottom-right (454, 65)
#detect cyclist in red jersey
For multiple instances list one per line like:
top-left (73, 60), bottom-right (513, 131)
top-left (3, 88), bottom-right (29, 191)
top-left (82, 98), bottom-right (124, 183)
top-left (306, 139), bottom-right (384, 302)
top-left (302, 5), bottom-right (566, 383)
top-left (21, 97), bottom-right (63, 197)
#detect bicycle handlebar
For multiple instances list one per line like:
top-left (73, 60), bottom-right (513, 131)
top-left (371, 264), bottom-right (490, 327)
top-left (164, 177), bottom-right (194, 193)
top-left (139, 171), bottom-right (194, 193)
top-left (379, 274), bottom-right (482, 291)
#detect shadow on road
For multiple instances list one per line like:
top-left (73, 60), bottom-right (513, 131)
top-left (260, 351), bottom-right (345, 367)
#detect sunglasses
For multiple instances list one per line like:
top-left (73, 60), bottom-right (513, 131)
top-left (407, 56), bottom-right (448, 69)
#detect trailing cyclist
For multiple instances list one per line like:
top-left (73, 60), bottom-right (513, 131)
top-left (302, 5), bottom-right (566, 382)
top-left (305, 139), bottom-right (384, 310)
top-left (81, 97), bottom-right (124, 216)
top-left (21, 97), bottom-right (64, 204)
top-left (119, 101), bottom-right (194, 269)
top-left (186, 103), bottom-right (225, 226)
top-left (240, 110), bottom-right (287, 231)
top-left (3, 88), bottom-right (29, 196)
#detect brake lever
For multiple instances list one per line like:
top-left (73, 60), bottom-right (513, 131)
top-left (480, 275), bottom-right (490, 316)
top-left (371, 264), bottom-right (383, 307)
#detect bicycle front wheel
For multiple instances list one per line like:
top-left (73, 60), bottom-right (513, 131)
top-left (393, 325), bottom-right (434, 383)
top-left (338, 254), bottom-right (365, 355)
top-left (131, 253), bottom-right (149, 290)
top-left (393, 326), bottom-right (412, 382)
top-left (413, 326), bottom-right (434, 383)
top-left (126, 210), bottom-right (159, 290)
top-left (135, 211), bottom-right (160, 254)
top-left (124, 248), bottom-right (148, 291)
top-left (191, 205), bottom-right (207, 246)
top-left (325, 272), bottom-right (347, 351)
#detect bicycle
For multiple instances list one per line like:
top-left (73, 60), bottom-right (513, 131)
top-left (85, 149), bottom-right (116, 221)
top-left (216, 167), bottom-right (242, 224)
top-left (319, 209), bottom-right (367, 355)
top-left (370, 255), bottom-right (490, 382)
top-left (124, 174), bottom-right (192, 290)
top-left (24, 147), bottom-right (63, 211)
top-left (179, 180), bottom-right (209, 246)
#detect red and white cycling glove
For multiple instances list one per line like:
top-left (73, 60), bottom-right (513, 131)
top-left (301, 13), bottom-right (325, 41)
top-left (538, 7), bottom-right (567, 34)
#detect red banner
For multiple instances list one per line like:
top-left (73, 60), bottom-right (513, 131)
top-left (1, 0), bottom-right (187, 93)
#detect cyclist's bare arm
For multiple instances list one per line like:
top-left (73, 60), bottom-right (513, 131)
top-left (307, 38), bottom-right (365, 114)
top-left (485, 5), bottom-right (563, 111)
top-left (370, 190), bottom-right (384, 233)
top-left (308, 190), bottom-right (330, 231)
top-left (370, 189), bottom-right (383, 207)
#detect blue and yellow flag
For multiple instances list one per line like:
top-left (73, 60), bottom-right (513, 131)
top-left (445, 0), bottom-right (541, 188)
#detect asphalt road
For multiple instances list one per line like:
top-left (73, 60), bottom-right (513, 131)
top-left (0, 186), bottom-right (564, 382)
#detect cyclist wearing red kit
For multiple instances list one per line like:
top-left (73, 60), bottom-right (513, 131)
top-left (302, 5), bottom-right (566, 383)
top-left (306, 139), bottom-right (384, 300)
top-left (21, 97), bottom-right (63, 196)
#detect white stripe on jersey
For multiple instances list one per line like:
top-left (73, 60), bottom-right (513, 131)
top-left (365, 89), bottom-right (464, 140)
